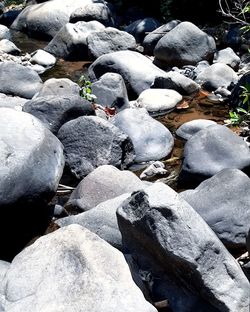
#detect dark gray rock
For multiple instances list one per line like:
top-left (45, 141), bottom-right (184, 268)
top-left (91, 73), bottom-right (129, 111)
top-left (70, 2), bottom-right (115, 26)
top-left (195, 63), bottom-right (238, 91)
top-left (143, 20), bottom-right (180, 55)
top-left (117, 182), bottom-right (250, 312)
top-left (180, 168), bottom-right (250, 249)
top-left (111, 108), bottom-right (174, 163)
top-left (0, 62), bottom-right (42, 99)
top-left (125, 17), bottom-right (160, 43)
top-left (23, 95), bottom-right (95, 134)
top-left (154, 21), bottom-right (216, 68)
top-left (242, 261), bottom-right (250, 281)
top-left (87, 27), bottom-right (137, 60)
top-left (0, 39), bottom-right (20, 55)
top-left (213, 47), bottom-right (240, 71)
top-left (0, 25), bottom-right (11, 40)
top-left (34, 78), bottom-right (80, 98)
top-left (1, 225), bottom-right (157, 312)
top-left (152, 70), bottom-right (200, 95)
top-left (44, 21), bottom-right (105, 60)
top-left (176, 119), bottom-right (217, 140)
top-left (229, 71), bottom-right (250, 109)
top-left (88, 50), bottom-right (168, 99)
top-left (179, 124), bottom-right (250, 186)
top-left (66, 165), bottom-right (148, 211)
top-left (57, 116), bottom-right (135, 179)
top-left (10, 0), bottom-right (97, 39)
top-left (247, 229), bottom-right (250, 254)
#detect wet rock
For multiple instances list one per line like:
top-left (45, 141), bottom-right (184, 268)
top-left (117, 182), bottom-right (250, 312)
top-left (176, 119), bottom-right (217, 140)
top-left (125, 17), bottom-right (160, 43)
top-left (134, 88), bottom-right (182, 116)
top-left (0, 62), bottom-right (43, 98)
top-left (57, 194), bottom-right (130, 249)
top-left (1, 225), bottom-right (157, 312)
top-left (23, 95), bottom-right (95, 135)
top-left (180, 168), bottom-right (250, 250)
top-left (143, 20), bottom-right (180, 55)
top-left (10, 0), bottom-right (98, 39)
top-left (34, 78), bottom-right (80, 98)
top-left (195, 63), bottom-right (238, 91)
top-left (0, 39), bottom-right (20, 55)
top-left (152, 71), bottom-right (200, 95)
top-left (179, 124), bottom-right (250, 186)
top-left (213, 47), bottom-right (240, 71)
top-left (30, 49), bottom-right (56, 67)
top-left (88, 50), bottom-right (167, 99)
top-left (66, 165), bottom-right (147, 211)
top-left (0, 93), bottom-right (27, 110)
top-left (87, 27), bottom-right (137, 60)
top-left (57, 116), bottom-right (135, 179)
top-left (111, 108), bottom-right (174, 163)
top-left (44, 21), bottom-right (105, 60)
top-left (0, 25), bottom-right (11, 40)
top-left (91, 73), bottom-right (130, 112)
top-left (70, 2), bottom-right (115, 26)
top-left (154, 21), bottom-right (216, 68)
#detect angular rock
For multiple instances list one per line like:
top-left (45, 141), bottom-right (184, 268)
top-left (0, 24), bottom-right (11, 40)
top-left (66, 165), bottom-right (148, 211)
top-left (88, 50), bottom-right (168, 99)
top-left (57, 116), bottom-right (135, 179)
top-left (111, 108), bottom-right (174, 162)
top-left (70, 2), bottom-right (115, 26)
top-left (30, 49), bottom-right (56, 67)
top-left (195, 63), bottom-right (239, 91)
top-left (179, 124), bottom-right (250, 186)
top-left (0, 39), bottom-right (20, 55)
top-left (154, 21), bottom-right (216, 68)
top-left (176, 119), bottom-right (217, 140)
top-left (125, 17), bottom-right (160, 43)
top-left (91, 73), bottom-right (129, 111)
top-left (143, 20), bottom-right (180, 55)
top-left (23, 95), bottom-right (95, 134)
top-left (57, 194), bottom-right (130, 249)
top-left (135, 88), bottom-right (182, 116)
top-left (117, 182), bottom-right (250, 312)
top-left (1, 225), bottom-right (157, 312)
top-left (180, 168), bottom-right (250, 249)
top-left (34, 78), bottom-right (80, 98)
top-left (10, 0), bottom-right (98, 39)
top-left (0, 62), bottom-right (43, 99)
top-left (213, 47), bottom-right (240, 71)
top-left (44, 21), bottom-right (105, 60)
top-left (87, 27), bottom-right (137, 60)
top-left (152, 70), bottom-right (200, 95)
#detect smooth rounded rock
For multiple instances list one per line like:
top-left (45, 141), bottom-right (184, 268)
top-left (176, 119), bottom-right (217, 140)
top-left (30, 49), bottom-right (56, 67)
top-left (213, 47), bottom-right (240, 70)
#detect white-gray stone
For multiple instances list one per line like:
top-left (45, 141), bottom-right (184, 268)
top-left (176, 119), bottom-right (217, 140)
top-left (30, 49), bottom-right (56, 67)
top-left (213, 47), bottom-right (241, 70)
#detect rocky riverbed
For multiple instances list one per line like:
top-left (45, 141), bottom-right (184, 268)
top-left (0, 1), bottom-right (249, 312)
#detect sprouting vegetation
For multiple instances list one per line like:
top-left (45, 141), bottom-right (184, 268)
top-left (78, 75), bottom-right (97, 104)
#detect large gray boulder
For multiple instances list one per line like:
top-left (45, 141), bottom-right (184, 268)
top-left (1, 225), bottom-right (157, 312)
top-left (179, 124), bottom-right (250, 186)
top-left (87, 27), bottom-right (137, 60)
top-left (70, 2), bottom-right (115, 26)
top-left (88, 50), bottom-right (168, 99)
top-left (111, 108), bottom-right (174, 163)
top-left (154, 21), bottom-right (216, 68)
top-left (44, 21), bottom-right (105, 60)
top-left (195, 63), bottom-right (239, 91)
top-left (66, 165), bottom-right (148, 211)
top-left (143, 20), bottom-right (180, 55)
top-left (180, 168), bottom-right (250, 250)
top-left (57, 116), bottom-right (135, 179)
top-left (23, 95), bottom-right (95, 134)
top-left (117, 182), bottom-right (250, 312)
top-left (125, 17), bottom-right (160, 43)
top-left (10, 0), bottom-right (98, 39)
top-left (176, 119), bottom-right (217, 140)
top-left (91, 72), bottom-right (129, 111)
top-left (0, 62), bottom-right (43, 99)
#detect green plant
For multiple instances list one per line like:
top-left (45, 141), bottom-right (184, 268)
top-left (78, 75), bottom-right (97, 104)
